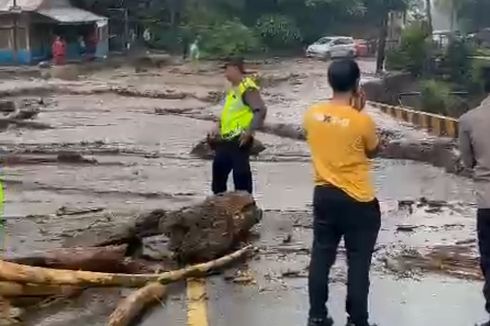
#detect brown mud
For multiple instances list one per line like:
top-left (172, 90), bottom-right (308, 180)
top-left (0, 58), bottom-right (483, 325)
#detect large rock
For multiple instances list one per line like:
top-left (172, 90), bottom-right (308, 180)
top-left (63, 192), bottom-right (262, 264)
top-left (160, 191), bottom-right (262, 263)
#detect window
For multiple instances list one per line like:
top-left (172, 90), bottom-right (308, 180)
top-left (337, 38), bottom-right (354, 45)
top-left (317, 37), bottom-right (332, 45)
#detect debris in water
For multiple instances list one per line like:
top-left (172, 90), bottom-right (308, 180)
top-left (383, 245), bottom-right (482, 280)
top-left (160, 191), bottom-right (262, 263)
top-left (190, 138), bottom-right (266, 160)
top-left (56, 206), bottom-right (105, 216)
top-left (396, 225), bottom-right (418, 232)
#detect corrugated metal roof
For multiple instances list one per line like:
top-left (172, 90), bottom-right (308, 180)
top-left (0, 0), bottom-right (44, 11)
top-left (37, 7), bottom-right (106, 23)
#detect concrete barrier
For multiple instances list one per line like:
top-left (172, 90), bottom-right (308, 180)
top-left (369, 101), bottom-right (459, 138)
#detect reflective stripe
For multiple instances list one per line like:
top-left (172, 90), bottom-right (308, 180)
top-left (220, 77), bottom-right (258, 137)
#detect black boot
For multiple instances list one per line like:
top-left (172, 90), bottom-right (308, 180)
top-left (307, 317), bottom-right (334, 326)
top-left (346, 319), bottom-right (377, 326)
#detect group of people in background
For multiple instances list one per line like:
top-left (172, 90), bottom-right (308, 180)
top-left (51, 30), bottom-right (97, 66)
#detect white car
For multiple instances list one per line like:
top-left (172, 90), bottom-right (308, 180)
top-left (306, 36), bottom-right (357, 59)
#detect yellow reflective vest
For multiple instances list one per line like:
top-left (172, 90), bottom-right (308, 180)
top-left (220, 77), bottom-right (258, 139)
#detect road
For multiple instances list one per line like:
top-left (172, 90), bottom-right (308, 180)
top-left (0, 58), bottom-right (485, 326)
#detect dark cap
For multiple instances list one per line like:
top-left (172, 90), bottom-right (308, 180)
top-left (224, 57), bottom-right (246, 73)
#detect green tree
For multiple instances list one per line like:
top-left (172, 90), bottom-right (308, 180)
top-left (363, 0), bottom-right (411, 73)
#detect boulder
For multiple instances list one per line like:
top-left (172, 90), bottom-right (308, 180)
top-left (160, 191), bottom-right (262, 263)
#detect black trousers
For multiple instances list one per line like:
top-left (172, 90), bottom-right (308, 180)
top-left (211, 139), bottom-right (252, 194)
top-left (478, 209), bottom-right (490, 314)
top-left (308, 185), bottom-right (381, 326)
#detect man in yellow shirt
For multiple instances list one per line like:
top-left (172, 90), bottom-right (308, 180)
top-left (304, 59), bottom-right (381, 326)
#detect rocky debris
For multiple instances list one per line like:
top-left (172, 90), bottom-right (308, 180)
top-left (190, 138), bottom-right (266, 160)
top-left (396, 197), bottom-right (463, 214)
top-left (160, 191), bottom-right (262, 263)
top-left (383, 245), bottom-right (481, 280)
top-left (140, 235), bottom-right (174, 262)
top-left (63, 192), bottom-right (261, 264)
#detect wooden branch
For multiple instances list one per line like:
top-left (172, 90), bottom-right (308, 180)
top-left (0, 245), bottom-right (252, 287)
top-left (0, 282), bottom-right (79, 297)
top-left (107, 283), bottom-right (167, 326)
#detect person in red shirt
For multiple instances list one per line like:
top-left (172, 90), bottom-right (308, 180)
top-left (52, 36), bottom-right (66, 66)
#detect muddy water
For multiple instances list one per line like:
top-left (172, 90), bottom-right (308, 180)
top-left (0, 59), bottom-right (484, 325)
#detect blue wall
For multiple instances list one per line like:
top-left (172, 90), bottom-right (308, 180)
top-left (0, 50), bottom-right (32, 65)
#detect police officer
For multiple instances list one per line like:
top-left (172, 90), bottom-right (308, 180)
top-left (208, 57), bottom-right (267, 194)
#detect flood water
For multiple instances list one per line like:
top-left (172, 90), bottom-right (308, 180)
top-left (0, 58), bottom-right (485, 325)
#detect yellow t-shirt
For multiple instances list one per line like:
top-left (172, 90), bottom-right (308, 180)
top-left (303, 102), bottom-right (379, 202)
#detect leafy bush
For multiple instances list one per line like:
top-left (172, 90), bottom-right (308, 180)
top-left (201, 19), bottom-right (261, 57)
top-left (255, 14), bottom-right (302, 49)
top-left (386, 23), bottom-right (430, 76)
top-left (420, 80), bottom-right (457, 115)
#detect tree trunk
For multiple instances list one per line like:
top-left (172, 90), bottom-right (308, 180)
top-left (107, 283), bottom-right (167, 326)
top-left (0, 245), bottom-right (252, 287)
top-left (0, 282), bottom-right (79, 298)
top-left (450, 5), bottom-right (456, 31)
top-left (426, 0), bottom-right (433, 34)
top-left (376, 13), bottom-right (389, 74)
top-left (4, 245), bottom-right (130, 273)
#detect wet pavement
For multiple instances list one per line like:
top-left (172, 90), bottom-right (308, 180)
top-left (0, 58), bottom-right (486, 325)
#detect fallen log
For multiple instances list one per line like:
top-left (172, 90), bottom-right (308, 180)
top-left (190, 138), bottom-right (266, 160)
top-left (4, 245), bottom-right (130, 273)
top-left (0, 297), bottom-right (21, 325)
top-left (107, 282), bottom-right (167, 326)
top-left (0, 245), bottom-right (252, 287)
top-left (160, 192), bottom-right (262, 262)
top-left (0, 282), bottom-right (79, 298)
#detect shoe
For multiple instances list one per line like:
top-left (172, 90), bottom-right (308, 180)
top-left (307, 317), bottom-right (334, 326)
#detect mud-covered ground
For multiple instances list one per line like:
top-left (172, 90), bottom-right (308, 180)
top-left (0, 58), bottom-right (486, 325)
